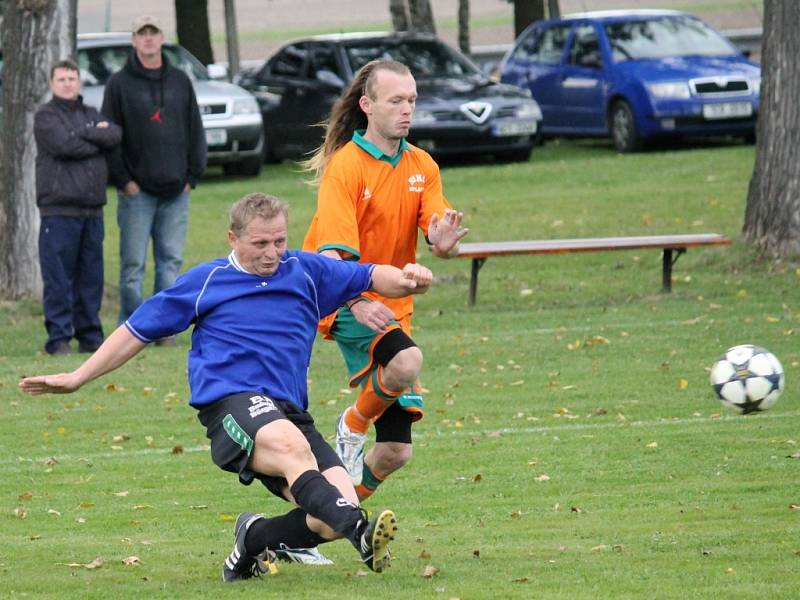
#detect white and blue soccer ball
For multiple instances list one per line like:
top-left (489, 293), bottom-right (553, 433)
top-left (710, 345), bottom-right (784, 414)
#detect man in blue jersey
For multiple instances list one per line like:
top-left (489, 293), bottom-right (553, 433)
top-left (19, 192), bottom-right (434, 582)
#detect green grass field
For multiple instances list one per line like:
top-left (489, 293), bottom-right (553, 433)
top-left (2, 138), bottom-right (798, 599)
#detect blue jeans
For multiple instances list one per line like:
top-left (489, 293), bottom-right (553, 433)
top-left (39, 215), bottom-right (105, 352)
top-left (117, 189), bottom-right (189, 323)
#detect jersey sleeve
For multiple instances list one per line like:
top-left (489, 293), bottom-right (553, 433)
top-left (124, 266), bottom-right (208, 342)
top-left (417, 156), bottom-right (453, 237)
top-left (311, 160), bottom-right (363, 258)
top-left (300, 252), bottom-right (374, 317)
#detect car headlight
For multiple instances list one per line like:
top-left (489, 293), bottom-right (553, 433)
top-left (515, 101), bottom-right (542, 120)
top-left (749, 78), bottom-right (761, 95)
top-left (232, 97), bottom-right (259, 114)
top-left (648, 82), bottom-right (691, 99)
top-left (412, 109), bottom-right (436, 125)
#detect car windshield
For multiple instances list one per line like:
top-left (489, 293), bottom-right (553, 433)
top-left (605, 16), bottom-right (736, 61)
top-left (77, 44), bottom-right (209, 86)
top-left (343, 39), bottom-right (482, 81)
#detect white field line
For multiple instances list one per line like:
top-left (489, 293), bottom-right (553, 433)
top-left (3, 409), bottom-right (798, 469)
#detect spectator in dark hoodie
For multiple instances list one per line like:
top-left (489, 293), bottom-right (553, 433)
top-left (101, 15), bottom-right (207, 337)
top-left (34, 59), bottom-right (122, 355)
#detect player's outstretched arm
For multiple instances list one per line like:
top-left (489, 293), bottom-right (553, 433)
top-left (19, 325), bottom-right (147, 396)
top-left (371, 263), bottom-right (433, 298)
top-left (428, 208), bottom-right (469, 258)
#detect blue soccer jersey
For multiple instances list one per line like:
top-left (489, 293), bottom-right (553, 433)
top-left (125, 249), bottom-right (374, 409)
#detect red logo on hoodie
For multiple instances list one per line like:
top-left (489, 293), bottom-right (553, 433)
top-left (150, 108), bottom-right (162, 123)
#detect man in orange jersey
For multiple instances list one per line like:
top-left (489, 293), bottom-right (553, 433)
top-left (303, 60), bottom-right (468, 506)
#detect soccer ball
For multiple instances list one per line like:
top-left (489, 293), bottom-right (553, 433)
top-left (710, 345), bottom-right (784, 414)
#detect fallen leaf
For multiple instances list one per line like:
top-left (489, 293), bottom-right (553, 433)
top-left (591, 544), bottom-right (608, 552)
top-left (18, 491), bottom-right (33, 501)
top-left (511, 577), bottom-right (530, 583)
top-left (725, 567), bottom-right (735, 574)
top-left (85, 557), bottom-right (104, 569)
top-left (421, 565), bottom-right (439, 578)
top-left (218, 514), bottom-right (236, 522)
top-left (418, 549), bottom-right (431, 559)
top-left (132, 504), bottom-right (153, 510)
top-left (534, 474), bottom-right (550, 482)
top-left (14, 507), bottom-right (27, 519)
top-left (48, 509), bottom-right (61, 516)
top-left (113, 491), bottom-right (130, 497)
top-left (677, 378), bottom-right (689, 390)
top-left (646, 442), bottom-right (658, 448)
top-left (122, 556), bottom-right (141, 566)
top-left (471, 474), bottom-right (482, 482)
top-left (171, 445), bottom-right (184, 454)
top-left (46, 457), bottom-right (59, 466)
top-left (510, 510), bottom-right (522, 518)
top-left (790, 504), bottom-right (800, 510)
top-left (145, 436), bottom-right (155, 448)
top-left (112, 434), bottom-right (130, 443)
top-left (472, 549), bottom-right (480, 558)
top-left (571, 506), bottom-right (581, 513)
top-left (190, 505), bottom-right (208, 510)
top-left (766, 316), bottom-right (780, 323)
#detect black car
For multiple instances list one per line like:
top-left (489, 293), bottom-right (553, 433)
top-left (236, 32), bottom-right (543, 162)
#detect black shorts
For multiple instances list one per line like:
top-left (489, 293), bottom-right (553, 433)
top-left (197, 392), bottom-right (342, 500)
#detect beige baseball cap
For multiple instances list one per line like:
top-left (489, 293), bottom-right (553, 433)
top-left (131, 15), bottom-right (162, 34)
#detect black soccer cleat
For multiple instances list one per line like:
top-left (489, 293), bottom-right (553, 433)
top-left (356, 509), bottom-right (398, 573)
top-left (222, 512), bottom-right (271, 582)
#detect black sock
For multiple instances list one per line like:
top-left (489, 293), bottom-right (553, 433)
top-left (289, 470), bottom-right (363, 543)
top-left (244, 508), bottom-right (327, 556)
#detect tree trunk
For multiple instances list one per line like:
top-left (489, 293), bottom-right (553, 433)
top-left (389, 0), bottom-right (410, 31)
top-left (743, 0), bottom-right (800, 257)
top-left (409, 0), bottom-right (436, 35)
top-left (458, 0), bottom-right (470, 55)
top-left (0, 0), bottom-right (76, 300)
top-left (175, 0), bottom-right (214, 66)
top-left (514, 0), bottom-right (546, 38)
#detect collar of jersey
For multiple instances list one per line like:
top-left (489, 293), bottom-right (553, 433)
top-left (352, 130), bottom-right (408, 167)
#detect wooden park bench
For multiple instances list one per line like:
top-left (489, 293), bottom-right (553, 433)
top-left (456, 233), bottom-right (732, 306)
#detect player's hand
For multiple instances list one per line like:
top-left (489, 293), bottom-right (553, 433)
top-left (96, 121), bottom-right (109, 129)
top-left (350, 299), bottom-right (396, 333)
top-left (401, 263), bottom-right (433, 293)
top-left (123, 181), bottom-right (140, 196)
top-left (19, 373), bottom-right (82, 396)
top-left (428, 209), bottom-right (469, 255)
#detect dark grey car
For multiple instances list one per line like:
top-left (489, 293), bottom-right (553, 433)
top-left (236, 31), bottom-right (543, 163)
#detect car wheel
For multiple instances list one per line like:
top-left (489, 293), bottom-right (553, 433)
top-left (610, 101), bottom-right (642, 153)
top-left (262, 134), bottom-right (280, 164)
top-left (223, 156), bottom-right (262, 177)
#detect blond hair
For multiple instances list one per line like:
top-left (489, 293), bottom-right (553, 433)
top-left (302, 60), bottom-right (411, 183)
top-left (229, 192), bottom-right (289, 237)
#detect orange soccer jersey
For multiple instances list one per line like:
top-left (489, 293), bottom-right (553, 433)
top-left (303, 135), bottom-right (452, 324)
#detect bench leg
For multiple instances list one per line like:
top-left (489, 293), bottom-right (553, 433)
top-left (661, 248), bottom-right (686, 292)
top-left (469, 258), bottom-right (487, 306)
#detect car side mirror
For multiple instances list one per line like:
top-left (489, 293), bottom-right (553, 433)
top-left (207, 63), bottom-right (228, 80)
top-left (316, 69), bottom-right (345, 90)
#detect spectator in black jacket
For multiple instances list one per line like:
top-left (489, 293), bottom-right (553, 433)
top-left (101, 15), bottom-right (207, 336)
top-left (34, 59), bottom-right (122, 355)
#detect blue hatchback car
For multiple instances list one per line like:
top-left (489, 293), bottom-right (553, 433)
top-left (500, 9), bottom-right (760, 152)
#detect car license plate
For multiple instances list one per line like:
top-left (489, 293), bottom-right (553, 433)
top-left (492, 121), bottom-right (538, 137)
top-left (702, 102), bottom-right (753, 120)
top-left (205, 129), bottom-right (227, 146)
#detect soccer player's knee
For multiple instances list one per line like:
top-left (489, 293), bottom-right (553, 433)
top-left (384, 346), bottom-right (423, 389)
top-left (375, 443), bottom-right (412, 473)
top-left (261, 434), bottom-right (313, 464)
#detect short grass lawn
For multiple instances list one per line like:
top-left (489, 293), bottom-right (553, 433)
top-left (2, 138), bottom-right (798, 599)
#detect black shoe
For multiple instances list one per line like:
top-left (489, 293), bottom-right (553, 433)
top-left (78, 340), bottom-right (102, 353)
top-left (356, 509), bottom-right (397, 573)
top-left (46, 340), bottom-right (71, 356)
top-left (222, 512), bottom-right (272, 582)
